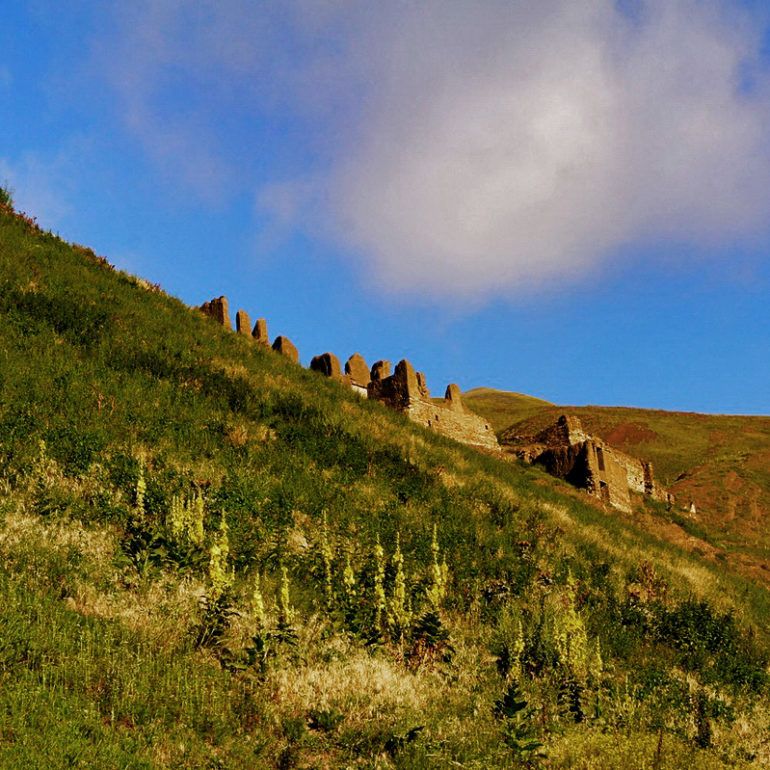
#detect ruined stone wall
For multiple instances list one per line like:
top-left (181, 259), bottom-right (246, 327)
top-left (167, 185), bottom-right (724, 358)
top-left (199, 296), bottom-right (498, 451)
top-left (534, 415), bottom-right (589, 446)
top-left (367, 359), bottom-right (498, 450)
top-left (509, 414), bottom-right (670, 513)
top-left (200, 296), bottom-right (231, 329)
top-left (405, 397), bottom-right (499, 449)
top-left (582, 441), bottom-right (634, 512)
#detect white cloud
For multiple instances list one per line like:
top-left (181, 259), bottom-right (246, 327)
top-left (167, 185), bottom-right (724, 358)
top-left (329, 1), bottom-right (770, 297)
top-left (99, 0), bottom-right (770, 298)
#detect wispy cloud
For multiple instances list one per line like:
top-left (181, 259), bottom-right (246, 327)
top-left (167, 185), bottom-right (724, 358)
top-left (98, 0), bottom-right (770, 298)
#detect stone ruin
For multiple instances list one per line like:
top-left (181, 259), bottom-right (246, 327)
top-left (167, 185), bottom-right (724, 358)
top-left (272, 335), bottom-right (299, 364)
top-left (198, 295), bottom-right (679, 511)
top-left (252, 318), bottom-right (269, 347)
top-left (235, 309), bottom-right (251, 336)
top-left (345, 353), bottom-right (370, 397)
top-left (198, 295), bottom-right (499, 451)
top-left (199, 297), bottom-right (296, 359)
top-left (366, 358), bottom-right (499, 450)
top-left (502, 414), bottom-right (672, 513)
top-left (200, 296), bottom-right (231, 329)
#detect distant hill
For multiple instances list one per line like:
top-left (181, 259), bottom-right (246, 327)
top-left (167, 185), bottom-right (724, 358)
top-left (460, 387), bottom-right (555, 431)
top-left (1, 196), bottom-right (768, 768)
top-left (464, 389), bottom-right (770, 587)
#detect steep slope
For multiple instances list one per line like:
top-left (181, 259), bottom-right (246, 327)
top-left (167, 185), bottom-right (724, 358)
top-left (1, 201), bottom-right (769, 769)
top-left (464, 390), bottom-right (770, 585)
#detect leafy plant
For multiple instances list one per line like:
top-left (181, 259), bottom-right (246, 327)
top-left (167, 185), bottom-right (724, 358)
top-left (493, 681), bottom-right (546, 766)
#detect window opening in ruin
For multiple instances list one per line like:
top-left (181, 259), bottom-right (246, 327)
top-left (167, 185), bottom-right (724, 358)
top-left (596, 447), bottom-right (605, 471)
top-left (599, 480), bottom-right (609, 502)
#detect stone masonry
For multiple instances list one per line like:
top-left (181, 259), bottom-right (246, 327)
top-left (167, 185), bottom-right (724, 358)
top-left (366, 359), bottom-right (499, 450)
top-left (272, 335), bottom-right (299, 363)
top-left (345, 353), bottom-right (370, 397)
top-left (235, 309), bottom-right (251, 336)
top-left (503, 415), bottom-right (670, 512)
top-left (200, 296), bottom-right (231, 329)
top-left (199, 296), bottom-right (499, 450)
top-left (310, 352), bottom-right (345, 381)
top-left (252, 318), bottom-right (269, 346)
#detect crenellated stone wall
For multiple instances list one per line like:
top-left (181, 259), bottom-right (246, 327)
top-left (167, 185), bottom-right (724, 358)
top-left (198, 295), bottom-right (499, 451)
top-left (199, 295), bottom-right (672, 509)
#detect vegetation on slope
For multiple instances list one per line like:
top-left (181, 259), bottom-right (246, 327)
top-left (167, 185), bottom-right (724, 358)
top-left (1, 197), bottom-right (769, 768)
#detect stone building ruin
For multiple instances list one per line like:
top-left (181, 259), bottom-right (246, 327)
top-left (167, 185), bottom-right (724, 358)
top-left (198, 295), bottom-right (499, 451)
top-left (367, 359), bottom-right (499, 450)
top-left (503, 415), bottom-right (671, 512)
top-left (197, 295), bottom-right (674, 507)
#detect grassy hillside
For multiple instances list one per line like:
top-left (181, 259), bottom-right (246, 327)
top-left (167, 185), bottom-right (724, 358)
top-left (463, 391), bottom-right (770, 587)
top-left (1, 198), bottom-right (769, 769)
top-left (460, 388), bottom-right (555, 432)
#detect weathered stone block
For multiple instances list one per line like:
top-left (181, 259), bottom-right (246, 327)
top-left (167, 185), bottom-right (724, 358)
top-left (272, 335), bottom-right (299, 363)
top-left (310, 352), bottom-right (343, 379)
top-left (200, 296), bottom-right (231, 329)
top-left (444, 383), bottom-right (463, 410)
top-left (345, 353), bottom-right (370, 387)
top-left (417, 372), bottom-right (431, 399)
top-left (236, 309), bottom-right (251, 336)
top-left (252, 318), bottom-right (269, 346)
top-left (370, 360), bottom-right (391, 382)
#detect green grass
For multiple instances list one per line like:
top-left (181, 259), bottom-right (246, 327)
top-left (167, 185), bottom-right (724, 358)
top-left (462, 387), bottom-right (555, 432)
top-left (0, 199), bottom-right (769, 768)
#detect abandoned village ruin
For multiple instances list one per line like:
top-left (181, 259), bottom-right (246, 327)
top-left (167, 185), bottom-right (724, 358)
top-left (200, 296), bottom-right (671, 512)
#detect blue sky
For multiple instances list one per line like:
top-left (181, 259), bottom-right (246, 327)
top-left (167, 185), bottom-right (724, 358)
top-left (1, 1), bottom-right (769, 414)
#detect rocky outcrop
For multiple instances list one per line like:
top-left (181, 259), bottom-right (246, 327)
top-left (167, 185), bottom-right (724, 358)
top-left (272, 335), bottom-right (299, 363)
